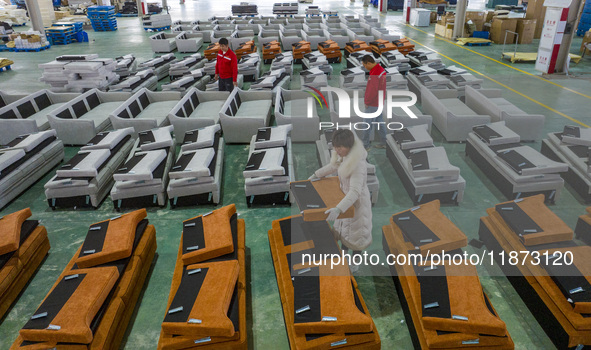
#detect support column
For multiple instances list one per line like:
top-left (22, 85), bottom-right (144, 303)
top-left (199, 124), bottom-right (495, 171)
top-left (554, 0), bottom-right (584, 72)
top-left (24, 0), bottom-right (44, 34)
top-left (453, 0), bottom-right (467, 39)
top-left (380, 0), bottom-right (388, 12)
top-left (136, 0), bottom-right (143, 15)
top-left (162, 0), bottom-right (168, 13)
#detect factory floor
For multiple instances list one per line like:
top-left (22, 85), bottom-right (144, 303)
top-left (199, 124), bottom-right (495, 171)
top-left (1, 0), bottom-right (591, 349)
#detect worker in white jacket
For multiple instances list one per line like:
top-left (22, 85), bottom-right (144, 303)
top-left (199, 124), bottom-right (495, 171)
top-left (309, 129), bottom-right (373, 270)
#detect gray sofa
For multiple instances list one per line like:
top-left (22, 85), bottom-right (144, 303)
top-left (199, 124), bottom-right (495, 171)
top-left (109, 88), bottom-right (181, 135)
top-left (279, 29), bottom-right (303, 51)
top-left (301, 28), bottom-right (328, 48)
top-left (323, 28), bottom-right (349, 48)
top-left (175, 32), bottom-right (204, 53)
top-left (47, 89), bottom-right (132, 145)
top-left (420, 86), bottom-right (490, 142)
top-left (0, 90), bottom-right (78, 145)
top-left (149, 32), bottom-right (181, 53)
top-left (229, 29), bottom-right (255, 50)
top-left (0, 90), bottom-right (27, 108)
top-left (168, 88), bottom-right (230, 138)
top-left (464, 85), bottom-right (545, 142)
top-left (346, 26), bottom-right (373, 43)
top-left (258, 28), bottom-right (280, 48)
top-left (192, 25), bottom-right (214, 42)
top-left (219, 88), bottom-right (273, 143)
top-left (274, 88), bottom-right (319, 142)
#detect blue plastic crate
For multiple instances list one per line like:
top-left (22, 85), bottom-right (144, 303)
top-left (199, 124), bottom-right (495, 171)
top-left (87, 5), bottom-right (115, 11)
top-left (472, 31), bottom-right (490, 39)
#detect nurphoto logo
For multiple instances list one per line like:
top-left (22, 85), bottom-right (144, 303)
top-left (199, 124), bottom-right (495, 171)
top-left (305, 86), bottom-right (419, 131)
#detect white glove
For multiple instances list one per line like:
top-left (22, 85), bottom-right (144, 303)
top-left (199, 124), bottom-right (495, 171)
top-left (308, 173), bottom-right (320, 181)
top-left (325, 207), bottom-right (341, 221)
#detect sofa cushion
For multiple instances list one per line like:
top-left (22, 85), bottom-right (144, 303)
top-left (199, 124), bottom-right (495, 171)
top-left (191, 100), bottom-right (225, 120)
top-left (489, 98), bottom-right (527, 115)
top-left (80, 102), bottom-right (122, 126)
top-left (441, 99), bottom-right (476, 116)
top-left (284, 99), bottom-right (314, 118)
top-left (30, 104), bottom-right (64, 128)
top-left (236, 100), bottom-right (272, 118)
top-left (138, 101), bottom-right (178, 125)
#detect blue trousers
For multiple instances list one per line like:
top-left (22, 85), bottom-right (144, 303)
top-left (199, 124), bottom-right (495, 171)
top-left (360, 105), bottom-right (387, 149)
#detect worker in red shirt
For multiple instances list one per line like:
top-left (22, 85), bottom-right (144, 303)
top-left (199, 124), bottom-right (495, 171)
top-left (361, 55), bottom-right (387, 149)
top-left (214, 38), bottom-right (238, 92)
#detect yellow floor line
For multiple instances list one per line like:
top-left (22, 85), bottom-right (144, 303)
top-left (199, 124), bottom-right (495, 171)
top-left (405, 37), bottom-right (590, 127)
top-left (399, 21), bottom-right (591, 101)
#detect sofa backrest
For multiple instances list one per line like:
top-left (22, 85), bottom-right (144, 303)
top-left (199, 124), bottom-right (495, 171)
top-left (1, 91), bottom-right (53, 120)
top-left (224, 91), bottom-right (241, 116)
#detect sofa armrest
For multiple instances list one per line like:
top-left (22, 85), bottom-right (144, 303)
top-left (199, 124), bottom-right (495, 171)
top-left (501, 112), bottom-right (545, 142)
top-left (47, 115), bottom-right (98, 145)
top-left (0, 119), bottom-right (39, 145)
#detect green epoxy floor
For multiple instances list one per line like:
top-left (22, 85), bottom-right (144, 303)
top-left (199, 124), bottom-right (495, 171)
top-left (1, 0), bottom-right (591, 348)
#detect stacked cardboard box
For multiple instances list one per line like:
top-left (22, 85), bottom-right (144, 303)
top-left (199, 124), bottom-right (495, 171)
top-left (581, 30), bottom-right (591, 55)
top-left (525, 0), bottom-right (546, 39)
top-left (490, 17), bottom-right (517, 44)
top-left (515, 19), bottom-right (536, 44)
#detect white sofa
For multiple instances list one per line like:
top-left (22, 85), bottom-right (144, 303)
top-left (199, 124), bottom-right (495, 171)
top-left (274, 88), bottom-right (319, 142)
top-left (464, 86), bottom-right (545, 142)
top-left (279, 29), bottom-right (303, 51)
top-left (0, 90), bottom-right (27, 108)
top-left (219, 88), bottom-right (273, 143)
top-left (168, 88), bottom-right (230, 138)
top-left (109, 88), bottom-right (181, 135)
top-left (229, 29), bottom-right (255, 50)
top-left (258, 28), bottom-right (280, 48)
top-left (175, 32), bottom-right (204, 53)
top-left (323, 28), bottom-right (349, 48)
top-left (301, 28), bottom-right (328, 48)
top-left (192, 25), bottom-right (214, 42)
top-left (0, 90), bottom-right (78, 145)
top-left (149, 32), bottom-right (181, 53)
top-left (420, 86), bottom-right (491, 142)
top-left (48, 89), bottom-right (132, 145)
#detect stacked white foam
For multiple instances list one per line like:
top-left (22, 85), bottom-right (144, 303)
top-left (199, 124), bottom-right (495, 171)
top-left (168, 53), bottom-right (206, 80)
top-left (108, 69), bottom-right (158, 92)
top-left (38, 54), bottom-right (98, 92)
top-left (142, 13), bottom-right (172, 29)
top-left (114, 54), bottom-right (137, 78)
top-left (273, 2), bottom-right (298, 15)
top-left (238, 53), bottom-right (261, 80)
top-left (305, 6), bottom-right (320, 15)
top-left (63, 58), bottom-right (119, 92)
top-left (204, 59), bottom-right (217, 76)
top-left (271, 52), bottom-right (294, 75)
top-left (379, 51), bottom-right (411, 73)
top-left (0, 6), bottom-right (28, 25)
top-left (299, 66), bottom-right (328, 88)
top-left (137, 53), bottom-right (177, 80)
top-left (161, 68), bottom-right (211, 92)
top-left (302, 51), bottom-right (332, 76)
top-left (12, 31), bottom-right (50, 49)
top-left (244, 125), bottom-right (293, 202)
